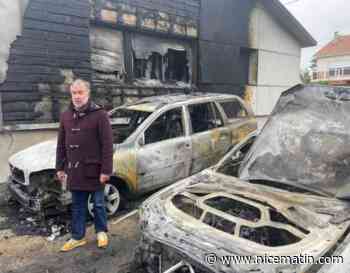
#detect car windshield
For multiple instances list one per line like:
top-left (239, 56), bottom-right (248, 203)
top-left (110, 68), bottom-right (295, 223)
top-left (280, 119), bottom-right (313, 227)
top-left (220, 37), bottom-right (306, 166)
top-left (109, 108), bottom-right (152, 144)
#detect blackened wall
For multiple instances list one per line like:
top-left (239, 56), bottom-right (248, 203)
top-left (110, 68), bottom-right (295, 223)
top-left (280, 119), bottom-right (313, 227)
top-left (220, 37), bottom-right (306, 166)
top-left (0, 0), bottom-right (256, 125)
top-left (90, 0), bottom-right (201, 111)
top-left (0, 0), bottom-right (91, 125)
top-left (198, 0), bottom-right (256, 96)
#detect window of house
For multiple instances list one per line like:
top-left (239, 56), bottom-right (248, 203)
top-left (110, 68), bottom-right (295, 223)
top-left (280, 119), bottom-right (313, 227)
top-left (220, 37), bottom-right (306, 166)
top-left (188, 103), bottom-right (219, 134)
top-left (219, 100), bottom-right (248, 119)
top-left (344, 67), bottom-right (350, 76)
top-left (90, 26), bottom-right (125, 82)
top-left (165, 49), bottom-right (190, 82)
top-left (144, 108), bottom-right (184, 144)
top-left (131, 34), bottom-right (191, 84)
top-left (335, 68), bottom-right (343, 77)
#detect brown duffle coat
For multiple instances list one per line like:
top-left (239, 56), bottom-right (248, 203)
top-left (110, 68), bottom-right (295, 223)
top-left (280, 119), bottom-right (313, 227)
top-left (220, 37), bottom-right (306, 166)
top-left (55, 101), bottom-right (113, 192)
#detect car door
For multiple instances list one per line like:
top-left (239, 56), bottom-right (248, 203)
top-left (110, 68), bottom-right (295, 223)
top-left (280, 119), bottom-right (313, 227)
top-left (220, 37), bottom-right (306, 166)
top-left (217, 98), bottom-right (257, 147)
top-left (136, 106), bottom-right (192, 192)
top-left (188, 102), bottom-right (231, 174)
top-left (210, 102), bottom-right (232, 163)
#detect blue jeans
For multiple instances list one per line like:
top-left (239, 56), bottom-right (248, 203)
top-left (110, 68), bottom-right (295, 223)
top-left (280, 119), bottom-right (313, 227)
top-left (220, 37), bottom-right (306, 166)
top-left (71, 190), bottom-right (108, 240)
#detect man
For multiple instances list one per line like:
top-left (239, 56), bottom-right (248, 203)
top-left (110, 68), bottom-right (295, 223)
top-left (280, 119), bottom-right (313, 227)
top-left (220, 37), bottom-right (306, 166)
top-left (56, 79), bottom-right (113, 252)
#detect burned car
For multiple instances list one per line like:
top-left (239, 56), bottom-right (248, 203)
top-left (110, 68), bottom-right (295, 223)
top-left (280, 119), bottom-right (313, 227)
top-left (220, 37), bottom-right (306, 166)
top-left (7, 93), bottom-right (256, 216)
top-left (137, 85), bottom-right (350, 273)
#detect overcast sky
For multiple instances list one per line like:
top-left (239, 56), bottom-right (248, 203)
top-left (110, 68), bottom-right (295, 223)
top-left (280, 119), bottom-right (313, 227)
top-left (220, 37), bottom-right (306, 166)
top-left (281, 0), bottom-right (350, 70)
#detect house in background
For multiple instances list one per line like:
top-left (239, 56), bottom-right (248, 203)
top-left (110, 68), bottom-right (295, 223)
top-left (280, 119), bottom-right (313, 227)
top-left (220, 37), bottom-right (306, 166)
top-left (311, 33), bottom-right (350, 85)
top-left (0, 0), bottom-right (315, 182)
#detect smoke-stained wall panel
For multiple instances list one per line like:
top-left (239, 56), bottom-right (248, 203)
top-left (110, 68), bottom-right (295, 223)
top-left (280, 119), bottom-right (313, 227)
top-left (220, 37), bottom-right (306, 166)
top-left (0, 0), bottom-right (91, 124)
top-left (198, 0), bottom-right (255, 93)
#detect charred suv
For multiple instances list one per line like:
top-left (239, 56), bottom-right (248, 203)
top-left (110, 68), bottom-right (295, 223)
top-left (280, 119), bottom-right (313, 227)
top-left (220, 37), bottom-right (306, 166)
top-left (137, 85), bottom-right (350, 273)
top-left (7, 93), bottom-right (256, 216)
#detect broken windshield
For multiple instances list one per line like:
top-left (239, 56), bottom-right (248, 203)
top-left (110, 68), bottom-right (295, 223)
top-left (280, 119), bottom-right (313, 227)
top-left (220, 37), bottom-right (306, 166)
top-left (109, 108), bottom-right (152, 144)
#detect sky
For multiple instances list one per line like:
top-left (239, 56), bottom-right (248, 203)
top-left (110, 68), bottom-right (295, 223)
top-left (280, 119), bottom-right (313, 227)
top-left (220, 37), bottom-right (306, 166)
top-left (280, 0), bottom-right (350, 70)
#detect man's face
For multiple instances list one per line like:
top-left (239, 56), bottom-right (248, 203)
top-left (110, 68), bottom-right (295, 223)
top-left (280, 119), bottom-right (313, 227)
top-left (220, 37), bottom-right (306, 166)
top-left (70, 84), bottom-right (89, 108)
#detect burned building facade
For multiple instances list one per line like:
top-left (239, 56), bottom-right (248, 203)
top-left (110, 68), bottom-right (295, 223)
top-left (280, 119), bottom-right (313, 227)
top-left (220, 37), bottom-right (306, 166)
top-left (0, 0), bottom-right (316, 126)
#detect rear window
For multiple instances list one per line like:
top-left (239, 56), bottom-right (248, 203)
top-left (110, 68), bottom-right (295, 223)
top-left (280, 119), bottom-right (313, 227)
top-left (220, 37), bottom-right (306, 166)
top-left (220, 100), bottom-right (248, 119)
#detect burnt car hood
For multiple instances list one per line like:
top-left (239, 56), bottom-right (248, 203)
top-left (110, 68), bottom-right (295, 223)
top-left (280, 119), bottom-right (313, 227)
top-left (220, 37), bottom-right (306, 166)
top-left (239, 84), bottom-right (350, 199)
top-left (139, 170), bottom-right (350, 273)
top-left (9, 139), bottom-right (57, 174)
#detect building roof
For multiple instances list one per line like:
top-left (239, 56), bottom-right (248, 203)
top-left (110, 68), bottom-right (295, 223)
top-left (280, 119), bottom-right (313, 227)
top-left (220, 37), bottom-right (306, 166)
top-left (315, 35), bottom-right (350, 59)
top-left (260, 0), bottom-right (317, 48)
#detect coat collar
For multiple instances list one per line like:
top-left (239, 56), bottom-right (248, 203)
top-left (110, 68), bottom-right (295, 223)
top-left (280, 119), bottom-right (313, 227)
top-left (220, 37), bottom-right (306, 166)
top-left (69, 100), bottom-right (102, 119)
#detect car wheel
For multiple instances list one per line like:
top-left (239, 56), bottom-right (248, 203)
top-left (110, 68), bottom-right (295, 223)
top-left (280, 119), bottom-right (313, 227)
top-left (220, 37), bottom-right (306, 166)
top-left (88, 183), bottom-right (121, 217)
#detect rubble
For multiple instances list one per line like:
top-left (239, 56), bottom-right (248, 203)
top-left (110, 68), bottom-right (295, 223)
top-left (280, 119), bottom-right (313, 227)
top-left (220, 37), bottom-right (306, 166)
top-left (1, 199), bottom-right (71, 239)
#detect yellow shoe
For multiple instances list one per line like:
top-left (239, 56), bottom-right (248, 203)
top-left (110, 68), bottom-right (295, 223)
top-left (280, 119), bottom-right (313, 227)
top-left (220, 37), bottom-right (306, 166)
top-left (60, 238), bottom-right (87, 252)
top-left (97, 232), bottom-right (108, 248)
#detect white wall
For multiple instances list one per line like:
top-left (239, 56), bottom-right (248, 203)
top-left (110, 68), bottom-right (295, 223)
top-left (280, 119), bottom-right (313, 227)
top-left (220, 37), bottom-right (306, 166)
top-left (248, 2), bottom-right (302, 115)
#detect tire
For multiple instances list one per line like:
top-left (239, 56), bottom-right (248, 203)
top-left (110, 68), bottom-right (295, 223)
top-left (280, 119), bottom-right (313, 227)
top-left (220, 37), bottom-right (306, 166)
top-left (88, 183), bottom-right (122, 217)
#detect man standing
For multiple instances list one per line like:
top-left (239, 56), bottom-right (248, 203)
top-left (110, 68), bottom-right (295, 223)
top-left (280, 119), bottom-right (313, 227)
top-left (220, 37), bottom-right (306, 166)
top-left (56, 79), bottom-right (113, 252)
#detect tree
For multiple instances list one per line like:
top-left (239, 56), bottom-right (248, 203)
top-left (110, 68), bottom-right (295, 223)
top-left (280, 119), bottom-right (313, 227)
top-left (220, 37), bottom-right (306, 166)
top-left (300, 69), bottom-right (311, 84)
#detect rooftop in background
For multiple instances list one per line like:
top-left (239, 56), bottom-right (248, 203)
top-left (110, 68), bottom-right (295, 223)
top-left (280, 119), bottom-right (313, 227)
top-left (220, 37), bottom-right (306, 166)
top-left (315, 34), bottom-right (350, 59)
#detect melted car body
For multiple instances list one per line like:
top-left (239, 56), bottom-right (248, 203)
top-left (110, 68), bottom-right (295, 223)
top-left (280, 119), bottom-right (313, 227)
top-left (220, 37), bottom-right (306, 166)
top-left (137, 85), bottom-right (350, 273)
top-left (7, 93), bottom-right (256, 215)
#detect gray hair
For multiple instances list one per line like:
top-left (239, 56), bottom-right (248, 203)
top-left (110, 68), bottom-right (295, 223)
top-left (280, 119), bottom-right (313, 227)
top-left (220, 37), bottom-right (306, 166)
top-left (70, 79), bottom-right (91, 93)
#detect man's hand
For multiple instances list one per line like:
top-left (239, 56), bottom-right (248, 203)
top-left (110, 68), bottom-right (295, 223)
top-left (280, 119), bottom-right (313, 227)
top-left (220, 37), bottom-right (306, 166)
top-left (100, 174), bottom-right (110, 184)
top-left (56, 171), bottom-right (66, 182)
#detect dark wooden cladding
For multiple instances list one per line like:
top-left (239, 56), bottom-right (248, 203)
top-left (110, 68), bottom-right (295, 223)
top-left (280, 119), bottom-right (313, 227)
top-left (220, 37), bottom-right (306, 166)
top-left (23, 19), bottom-right (89, 36)
top-left (1, 0), bottom-right (91, 124)
top-left (3, 102), bottom-right (37, 113)
top-left (5, 73), bottom-right (65, 84)
top-left (8, 56), bottom-right (91, 69)
top-left (25, 11), bottom-right (89, 28)
top-left (10, 48), bottom-right (90, 60)
top-left (115, 0), bottom-right (200, 17)
top-left (12, 38), bottom-right (90, 54)
top-left (1, 92), bottom-right (42, 102)
top-left (1, 0), bottom-right (201, 125)
top-left (0, 83), bottom-right (37, 92)
top-left (21, 29), bottom-right (89, 44)
top-left (3, 112), bottom-right (43, 122)
top-left (28, 2), bottom-right (90, 18)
